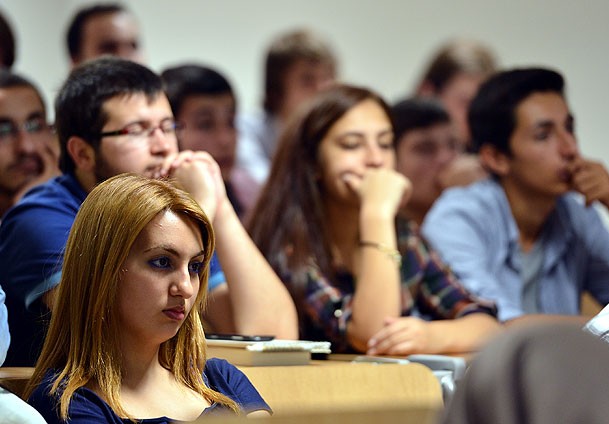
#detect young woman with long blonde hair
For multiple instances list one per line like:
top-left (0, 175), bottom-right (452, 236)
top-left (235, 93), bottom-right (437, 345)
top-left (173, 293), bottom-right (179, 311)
top-left (27, 174), bottom-right (270, 423)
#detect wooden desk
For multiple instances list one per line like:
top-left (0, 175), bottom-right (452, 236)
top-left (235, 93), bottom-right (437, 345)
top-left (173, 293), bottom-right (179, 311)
top-left (198, 405), bottom-right (439, 424)
top-left (238, 362), bottom-right (443, 417)
top-left (0, 364), bottom-right (443, 424)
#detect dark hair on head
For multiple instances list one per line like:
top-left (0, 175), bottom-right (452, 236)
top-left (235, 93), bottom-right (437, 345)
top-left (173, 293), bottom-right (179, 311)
top-left (263, 28), bottom-right (337, 114)
top-left (161, 64), bottom-right (235, 118)
top-left (391, 97), bottom-right (450, 146)
top-left (0, 69), bottom-right (46, 112)
top-left (66, 3), bottom-right (127, 61)
top-left (55, 56), bottom-right (164, 174)
top-left (419, 38), bottom-right (497, 94)
top-left (469, 67), bottom-right (565, 155)
top-left (0, 10), bottom-right (16, 68)
top-left (248, 84), bottom-right (391, 311)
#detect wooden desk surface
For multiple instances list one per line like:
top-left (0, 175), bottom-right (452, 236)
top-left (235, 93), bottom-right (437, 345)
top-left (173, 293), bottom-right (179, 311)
top-left (237, 361), bottom-right (443, 417)
top-left (0, 363), bottom-right (443, 422)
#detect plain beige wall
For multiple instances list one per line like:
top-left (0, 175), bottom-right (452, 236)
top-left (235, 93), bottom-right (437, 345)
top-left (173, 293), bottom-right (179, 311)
top-left (2, 0), bottom-right (609, 164)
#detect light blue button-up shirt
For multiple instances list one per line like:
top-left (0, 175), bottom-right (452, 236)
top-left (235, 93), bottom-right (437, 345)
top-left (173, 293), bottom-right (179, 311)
top-left (422, 179), bottom-right (609, 321)
top-left (236, 111), bottom-right (280, 185)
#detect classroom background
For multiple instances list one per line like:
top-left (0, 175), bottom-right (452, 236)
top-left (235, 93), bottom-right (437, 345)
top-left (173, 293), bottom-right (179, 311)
top-left (2, 0), bottom-right (608, 163)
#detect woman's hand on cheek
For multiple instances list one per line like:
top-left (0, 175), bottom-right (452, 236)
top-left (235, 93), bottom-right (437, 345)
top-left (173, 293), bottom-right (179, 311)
top-left (358, 169), bottom-right (411, 218)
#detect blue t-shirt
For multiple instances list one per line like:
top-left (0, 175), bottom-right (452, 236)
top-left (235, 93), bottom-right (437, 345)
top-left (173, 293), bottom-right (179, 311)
top-left (0, 174), bottom-right (226, 366)
top-left (28, 358), bottom-right (270, 423)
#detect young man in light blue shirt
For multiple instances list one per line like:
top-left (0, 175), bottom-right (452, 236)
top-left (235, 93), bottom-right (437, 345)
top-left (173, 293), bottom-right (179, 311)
top-left (422, 68), bottom-right (609, 323)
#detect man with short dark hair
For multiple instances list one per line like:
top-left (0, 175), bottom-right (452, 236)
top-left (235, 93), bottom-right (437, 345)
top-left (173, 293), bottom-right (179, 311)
top-left (65, 3), bottom-right (144, 67)
top-left (0, 70), bottom-right (59, 420)
top-left (392, 97), bottom-right (485, 225)
top-left (422, 67), bottom-right (609, 323)
top-left (0, 58), bottom-right (297, 366)
top-left (162, 64), bottom-right (260, 220)
top-left (0, 70), bottom-right (59, 218)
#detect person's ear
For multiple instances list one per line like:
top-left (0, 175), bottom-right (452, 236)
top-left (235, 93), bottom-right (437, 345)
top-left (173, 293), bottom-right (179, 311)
top-left (66, 136), bottom-right (96, 172)
top-left (479, 144), bottom-right (510, 176)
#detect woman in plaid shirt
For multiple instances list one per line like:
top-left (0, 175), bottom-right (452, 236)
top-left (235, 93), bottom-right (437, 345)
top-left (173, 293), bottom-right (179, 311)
top-left (248, 84), bottom-right (499, 354)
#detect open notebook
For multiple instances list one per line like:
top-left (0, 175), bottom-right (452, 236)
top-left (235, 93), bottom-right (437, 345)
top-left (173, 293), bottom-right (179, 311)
top-left (206, 339), bottom-right (331, 366)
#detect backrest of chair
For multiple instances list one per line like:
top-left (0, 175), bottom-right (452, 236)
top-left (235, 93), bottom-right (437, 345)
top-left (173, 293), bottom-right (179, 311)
top-left (238, 362), bottom-right (443, 416)
top-left (0, 367), bottom-right (34, 399)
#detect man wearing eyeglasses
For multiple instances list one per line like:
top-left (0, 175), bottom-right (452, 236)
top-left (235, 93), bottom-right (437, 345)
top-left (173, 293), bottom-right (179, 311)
top-left (0, 70), bottom-right (60, 421)
top-left (0, 70), bottom-right (59, 218)
top-left (0, 57), bottom-right (297, 366)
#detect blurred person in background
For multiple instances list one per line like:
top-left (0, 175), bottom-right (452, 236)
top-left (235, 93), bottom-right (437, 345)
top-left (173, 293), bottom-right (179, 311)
top-left (0, 70), bottom-right (60, 219)
top-left (392, 97), bottom-right (486, 226)
top-left (163, 64), bottom-right (259, 221)
top-left (415, 37), bottom-right (498, 149)
top-left (65, 2), bottom-right (144, 67)
top-left (237, 28), bottom-right (337, 186)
